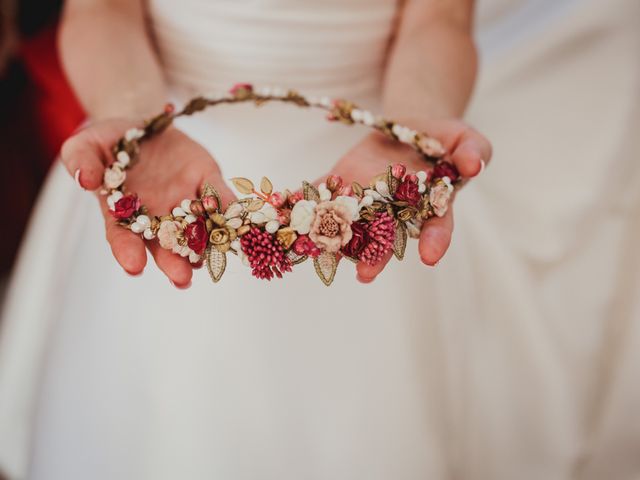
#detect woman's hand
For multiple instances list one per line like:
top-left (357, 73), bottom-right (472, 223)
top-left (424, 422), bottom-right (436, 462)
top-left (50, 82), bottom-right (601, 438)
top-left (321, 119), bottom-right (491, 283)
top-left (60, 119), bottom-right (236, 288)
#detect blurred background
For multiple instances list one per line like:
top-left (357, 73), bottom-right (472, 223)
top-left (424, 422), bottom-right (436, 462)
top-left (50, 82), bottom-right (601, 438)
top-left (0, 0), bottom-right (83, 299)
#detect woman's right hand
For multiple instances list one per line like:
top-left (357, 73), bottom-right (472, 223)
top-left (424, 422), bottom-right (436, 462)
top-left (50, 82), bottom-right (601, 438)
top-left (60, 119), bottom-right (236, 288)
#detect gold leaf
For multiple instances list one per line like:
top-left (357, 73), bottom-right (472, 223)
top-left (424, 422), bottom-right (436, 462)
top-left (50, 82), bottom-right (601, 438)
top-left (286, 250), bottom-right (308, 265)
top-left (260, 177), bottom-right (273, 196)
top-left (210, 212), bottom-right (226, 226)
top-left (246, 198), bottom-right (265, 212)
top-left (351, 182), bottom-right (364, 197)
top-left (386, 165), bottom-right (399, 196)
top-left (206, 247), bottom-right (227, 283)
top-left (393, 221), bottom-right (408, 260)
top-left (230, 177), bottom-right (255, 195)
top-left (313, 251), bottom-right (338, 286)
top-left (342, 254), bottom-right (359, 264)
top-left (302, 181), bottom-right (320, 202)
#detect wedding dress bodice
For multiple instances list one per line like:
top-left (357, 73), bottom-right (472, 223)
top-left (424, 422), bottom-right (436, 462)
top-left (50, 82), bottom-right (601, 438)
top-left (148, 0), bottom-right (398, 99)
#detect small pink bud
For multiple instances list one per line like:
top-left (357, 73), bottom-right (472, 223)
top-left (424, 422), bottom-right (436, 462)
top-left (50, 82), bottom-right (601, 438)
top-left (338, 184), bottom-right (353, 196)
top-left (391, 163), bottom-right (406, 179)
top-left (269, 192), bottom-right (286, 209)
top-left (190, 200), bottom-right (205, 216)
top-left (201, 195), bottom-right (218, 213)
top-left (326, 175), bottom-right (343, 192)
top-left (229, 83), bottom-right (253, 98)
top-left (288, 191), bottom-right (304, 206)
top-left (277, 208), bottom-right (291, 225)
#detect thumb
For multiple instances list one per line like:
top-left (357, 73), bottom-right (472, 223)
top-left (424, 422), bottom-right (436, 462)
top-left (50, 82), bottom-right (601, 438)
top-left (60, 119), bottom-right (138, 191)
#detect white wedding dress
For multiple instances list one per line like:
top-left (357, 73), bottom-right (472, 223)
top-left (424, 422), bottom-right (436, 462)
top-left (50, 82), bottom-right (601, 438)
top-left (1, 0), bottom-right (640, 479)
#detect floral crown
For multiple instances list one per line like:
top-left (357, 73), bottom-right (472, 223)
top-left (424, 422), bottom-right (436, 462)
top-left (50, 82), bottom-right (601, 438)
top-left (103, 84), bottom-right (461, 285)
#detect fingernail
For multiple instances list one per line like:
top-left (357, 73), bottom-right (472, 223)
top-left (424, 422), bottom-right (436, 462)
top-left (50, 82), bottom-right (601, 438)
top-left (74, 169), bottom-right (85, 190)
top-left (356, 274), bottom-right (375, 284)
top-left (170, 280), bottom-right (192, 290)
top-left (479, 159), bottom-right (486, 174)
top-left (126, 270), bottom-right (143, 277)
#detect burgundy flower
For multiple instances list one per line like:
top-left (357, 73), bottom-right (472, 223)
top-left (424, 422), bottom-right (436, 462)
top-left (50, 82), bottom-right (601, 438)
top-left (292, 235), bottom-right (321, 258)
top-left (184, 216), bottom-right (208, 255)
top-left (111, 194), bottom-right (140, 220)
top-left (241, 227), bottom-right (293, 280)
top-left (394, 179), bottom-right (422, 206)
top-left (432, 161), bottom-right (460, 182)
top-left (341, 221), bottom-right (370, 258)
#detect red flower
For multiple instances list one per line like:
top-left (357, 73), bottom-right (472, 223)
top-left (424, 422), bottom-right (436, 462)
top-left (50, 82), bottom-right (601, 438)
top-left (394, 179), bottom-right (422, 206)
top-left (111, 194), bottom-right (140, 220)
top-left (241, 227), bottom-right (293, 280)
top-left (432, 161), bottom-right (460, 182)
top-left (341, 221), bottom-right (370, 258)
top-left (292, 235), bottom-right (321, 258)
top-left (184, 216), bottom-right (208, 255)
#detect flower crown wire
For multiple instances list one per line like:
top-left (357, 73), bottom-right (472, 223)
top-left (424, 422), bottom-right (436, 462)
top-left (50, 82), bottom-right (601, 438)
top-left (103, 83), bottom-right (461, 285)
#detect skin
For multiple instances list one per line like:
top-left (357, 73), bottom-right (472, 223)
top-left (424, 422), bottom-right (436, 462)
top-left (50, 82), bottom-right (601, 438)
top-left (59, 0), bottom-right (491, 288)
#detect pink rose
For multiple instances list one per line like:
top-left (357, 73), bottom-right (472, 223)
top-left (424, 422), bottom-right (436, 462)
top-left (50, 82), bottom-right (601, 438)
top-left (429, 182), bottom-right (454, 217)
top-left (111, 194), bottom-right (140, 220)
top-left (308, 201), bottom-right (353, 253)
top-left (157, 220), bottom-right (181, 250)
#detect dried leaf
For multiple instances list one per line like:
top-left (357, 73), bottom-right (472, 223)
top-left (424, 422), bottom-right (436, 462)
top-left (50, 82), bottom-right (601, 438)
top-left (286, 250), bottom-right (308, 265)
top-left (342, 254), bottom-right (359, 264)
top-left (351, 182), bottom-right (364, 197)
top-left (260, 177), bottom-right (273, 195)
top-left (246, 198), bottom-right (265, 212)
top-left (206, 247), bottom-right (227, 283)
top-left (393, 221), bottom-right (408, 260)
top-left (230, 177), bottom-right (255, 195)
top-left (386, 166), bottom-right (399, 196)
top-left (313, 251), bottom-right (338, 286)
top-left (302, 181), bottom-right (320, 202)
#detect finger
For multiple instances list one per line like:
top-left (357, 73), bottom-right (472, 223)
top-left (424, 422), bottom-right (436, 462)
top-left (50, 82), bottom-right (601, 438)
top-left (60, 121), bottom-right (134, 190)
top-left (356, 249), bottom-right (394, 283)
top-left (98, 198), bottom-right (147, 275)
top-left (450, 129), bottom-right (492, 178)
top-left (147, 241), bottom-right (193, 288)
top-left (418, 207), bottom-right (454, 266)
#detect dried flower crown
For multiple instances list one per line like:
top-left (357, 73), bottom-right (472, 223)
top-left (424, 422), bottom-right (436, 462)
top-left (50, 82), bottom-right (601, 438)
top-left (104, 83), bottom-right (461, 285)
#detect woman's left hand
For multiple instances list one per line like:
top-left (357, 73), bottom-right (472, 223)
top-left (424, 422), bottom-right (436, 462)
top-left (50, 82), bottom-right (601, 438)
top-left (319, 118), bottom-right (492, 283)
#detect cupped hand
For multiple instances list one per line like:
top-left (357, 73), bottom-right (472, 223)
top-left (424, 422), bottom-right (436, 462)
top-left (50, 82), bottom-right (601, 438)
top-left (318, 119), bottom-right (492, 283)
top-left (60, 119), bottom-right (236, 288)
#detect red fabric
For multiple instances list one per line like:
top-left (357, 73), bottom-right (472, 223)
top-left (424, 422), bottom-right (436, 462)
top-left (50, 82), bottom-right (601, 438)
top-left (18, 23), bottom-right (85, 163)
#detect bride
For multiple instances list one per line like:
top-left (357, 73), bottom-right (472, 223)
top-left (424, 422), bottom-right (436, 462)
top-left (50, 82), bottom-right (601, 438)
top-left (1, 0), bottom-right (639, 479)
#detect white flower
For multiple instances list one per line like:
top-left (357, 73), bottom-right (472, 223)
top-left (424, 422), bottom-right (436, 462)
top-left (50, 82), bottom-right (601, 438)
top-left (103, 166), bottom-right (126, 189)
top-left (106, 191), bottom-right (123, 210)
top-left (290, 199), bottom-right (317, 234)
top-left (318, 183), bottom-right (332, 201)
top-left (375, 180), bottom-right (391, 199)
top-left (224, 202), bottom-right (244, 219)
top-left (334, 195), bottom-right (360, 221)
top-left (250, 203), bottom-right (278, 224)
